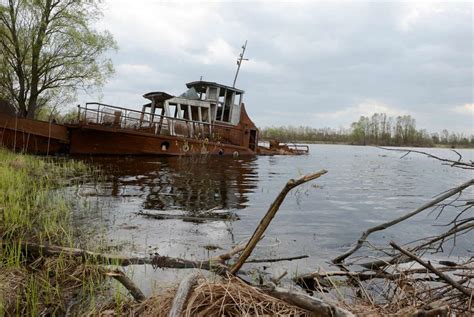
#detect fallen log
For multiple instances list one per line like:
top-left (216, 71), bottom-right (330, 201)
top-left (260, 283), bottom-right (354, 317)
top-left (137, 210), bottom-right (239, 223)
top-left (3, 241), bottom-right (241, 275)
top-left (7, 241), bottom-right (152, 266)
top-left (150, 255), bottom-right (229, 275)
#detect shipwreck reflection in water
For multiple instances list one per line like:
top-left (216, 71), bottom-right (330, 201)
top-left (87, 155), bottom-right (259, 211)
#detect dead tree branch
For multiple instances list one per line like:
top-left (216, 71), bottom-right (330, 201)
top-left (260, 283), bottom-right (354, 317)
top-left (246, 254), bottom-right (309, 263)
top-left (230, 170), bottom-right (328, 274)
top-left (390, 241), bottom-right (473, 297)
top-left (168, 272), bottom-right (201, 317)
top-left (378, 147), bottom-right (474, 170)
top-left (104, 269), bottom-right (146, 302)
top-left (333, 179), bottom-right (474, 264)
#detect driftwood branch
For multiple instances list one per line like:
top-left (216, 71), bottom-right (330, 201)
top-left (230, 170), bottom-right (327, 274)
top-left (137, 211), bottom-right (239, 223)
top-left (12, 241), bottom-right (152, 266)
top-left (390, 241), bottom-right (473, 297)
top-left (210, 240), bottom-right (251, 264)
top-left (104, 269), bottom-right (146, 302)
top-left (261, 284), bottom-right (354, 317)
top-left (168, 272), bottom-right (200, 317)
top-left (359, 222), bottom-right (474, 270)
top-left (295, 265), bottom-right (474, 289)
top-left (246, 254), bottom-right (309, 263)
top-left (378, 147), bottom-right (474, 170)
top-left (150, 255), bottom-right (229, 275)
top-left (333, 179), bottom-right (474, 264)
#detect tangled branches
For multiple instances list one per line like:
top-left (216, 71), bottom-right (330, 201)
top-left (295, 149), bottom-right (474, 315)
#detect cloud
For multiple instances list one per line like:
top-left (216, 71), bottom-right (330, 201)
top-left (74, 1), bottom-right (473, 134)
top-left (453, 104), bottom-right (474, 116)
top-left (314, 100), bottom-right (406, 120)
top-left (193, 38), bottom-right (236, 66)
top-left (115, 64), bottom-right (155, 76)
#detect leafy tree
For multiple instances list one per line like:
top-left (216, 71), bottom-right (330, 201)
top-left (0, 0), bottom-right (117, 118)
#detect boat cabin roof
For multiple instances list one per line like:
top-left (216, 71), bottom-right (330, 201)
top-left (186, 81), bottom-right (244, 95)
top-left (142, 91), bottom-right (174, 102)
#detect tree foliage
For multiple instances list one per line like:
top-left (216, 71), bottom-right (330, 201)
top-left (0, 0), bottom-right (116, 118)
top-left (259, 113), bottom-right (474, 148)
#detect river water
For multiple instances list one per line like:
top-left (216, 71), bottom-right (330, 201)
top-left (72, 144), bottom-right (473, 295)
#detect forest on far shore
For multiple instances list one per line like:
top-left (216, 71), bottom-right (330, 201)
top-left (259, 113), bottom-right (474, 148)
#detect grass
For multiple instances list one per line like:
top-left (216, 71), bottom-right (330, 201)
top-left (0, 147), bottom-right (106, 315)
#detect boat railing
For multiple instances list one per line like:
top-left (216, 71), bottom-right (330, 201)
top-left (77, 102), bottom-right (242, 142)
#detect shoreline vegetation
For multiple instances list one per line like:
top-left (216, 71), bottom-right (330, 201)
top-left (259, 113), bottom-right (474, 148)
top-left (0, 148), bottom-right (107, 315)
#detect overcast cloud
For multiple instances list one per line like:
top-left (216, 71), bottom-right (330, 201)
top-left (77, 0), bottom-right (473, 134)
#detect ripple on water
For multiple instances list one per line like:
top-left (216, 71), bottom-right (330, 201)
top-left (71, 145), bottom-right (473, 293)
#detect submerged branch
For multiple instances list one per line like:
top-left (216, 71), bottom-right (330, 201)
top-left (137, 211), bottom-right (239, 223)
top-left (378, 147), bottom-right (474, 169)
top-left (332, 178), bottom-right (474, 264)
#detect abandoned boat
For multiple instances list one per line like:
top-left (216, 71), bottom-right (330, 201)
top-left (67, 80), bottom-right (308, 156)
top-left (0, 81), bottom-right (308, 157)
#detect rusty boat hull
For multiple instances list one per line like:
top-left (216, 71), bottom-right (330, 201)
top-left (0, 113), bottom-right (69, 154)
top-left (68, 124), bottom-right (255, 156)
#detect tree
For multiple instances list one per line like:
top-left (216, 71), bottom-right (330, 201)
top-left (0, 0), bottom-right (116, 118)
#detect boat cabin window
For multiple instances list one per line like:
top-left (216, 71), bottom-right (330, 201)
top-left (167, 103), bottom-right (177, 118)
top-left (190, 106), bottom-right (200, 121)
top-left (202, 106), bottom-right (210, 122)
top-left (178, 104), bottom-right (190, 120)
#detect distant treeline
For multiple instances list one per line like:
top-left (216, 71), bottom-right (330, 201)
top-left (259, 113), bottom-right (474, 148)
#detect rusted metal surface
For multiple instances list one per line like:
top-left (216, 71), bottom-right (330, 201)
top-left (68, 103), bottom-right (257, 156)
top-left (257, 140), bottom-right (309, 155)
top-left (0, 113), bottom-right (68, 154)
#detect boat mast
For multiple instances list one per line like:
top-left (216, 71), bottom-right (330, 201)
top-left (232, 40), bottom-right (248, 88)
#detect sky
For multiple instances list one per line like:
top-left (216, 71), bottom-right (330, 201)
top-left (77, 0), bottom-right (473, 134)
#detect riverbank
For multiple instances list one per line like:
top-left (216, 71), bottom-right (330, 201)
top-left (0, 148), bottom-right (106, 315)
top-left (260, 139), bottom-right (474, 149)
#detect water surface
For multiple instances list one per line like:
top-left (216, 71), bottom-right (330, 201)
top-left (72, 144), bottom-right (473, 294)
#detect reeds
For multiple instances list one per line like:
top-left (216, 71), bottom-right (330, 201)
top-left (0, 147), bottom-right (104, 315)
top-left (94, 275), bottom-right (311, 317)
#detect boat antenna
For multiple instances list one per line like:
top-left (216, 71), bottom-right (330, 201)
top-left (232, 40), bottom-right (248, 88)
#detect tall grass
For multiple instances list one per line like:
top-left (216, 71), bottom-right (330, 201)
top-left (0, 147), bottom-right (104, 315)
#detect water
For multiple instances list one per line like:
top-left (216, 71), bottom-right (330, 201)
top-left (72, 144), bottom-right (473, 294)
